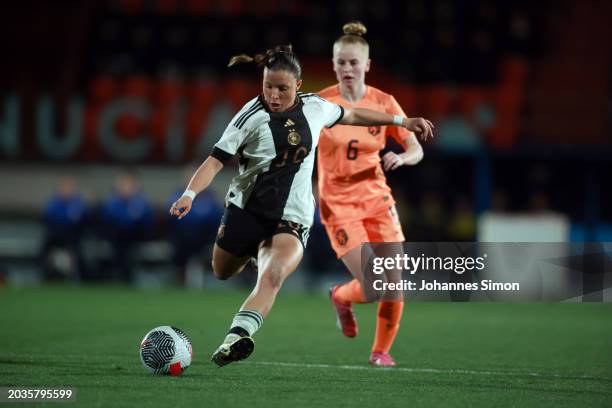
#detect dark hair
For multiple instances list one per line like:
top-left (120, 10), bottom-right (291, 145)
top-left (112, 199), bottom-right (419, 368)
top-left (228, 44), bottom-right (302, 79)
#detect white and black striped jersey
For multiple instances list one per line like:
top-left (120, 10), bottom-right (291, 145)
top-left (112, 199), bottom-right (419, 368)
top-left (211, 92), bottom-right (344, 227)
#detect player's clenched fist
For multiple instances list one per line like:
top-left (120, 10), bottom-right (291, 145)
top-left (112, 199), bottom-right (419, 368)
top-left (169, 196), bottom-right (192, 219)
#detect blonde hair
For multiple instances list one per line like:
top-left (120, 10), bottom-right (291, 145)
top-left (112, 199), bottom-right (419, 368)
top-left (333, 21), bottom-right (369, 56)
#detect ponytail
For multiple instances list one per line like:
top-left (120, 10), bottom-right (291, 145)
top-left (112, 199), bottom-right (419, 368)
top-left (228, 44), bottom-right (302, 79)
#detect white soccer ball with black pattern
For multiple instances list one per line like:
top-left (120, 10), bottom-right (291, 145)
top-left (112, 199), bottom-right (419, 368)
top-left (139, 326), bottom-right (192, 375)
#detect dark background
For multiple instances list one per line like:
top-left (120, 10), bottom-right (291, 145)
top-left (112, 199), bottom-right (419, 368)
top-left (0, 0), bottom-right (610, 286)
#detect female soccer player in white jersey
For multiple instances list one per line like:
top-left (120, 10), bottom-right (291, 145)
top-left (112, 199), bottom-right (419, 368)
top-left (169, 45), bottom-right (433, 367)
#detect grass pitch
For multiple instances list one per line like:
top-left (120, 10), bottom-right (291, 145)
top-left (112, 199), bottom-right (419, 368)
top-left (0, 285), bottom-right (611, 407)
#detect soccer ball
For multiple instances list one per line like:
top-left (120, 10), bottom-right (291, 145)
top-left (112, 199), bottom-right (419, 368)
top-left (139, 326), bottom-right (192, 375)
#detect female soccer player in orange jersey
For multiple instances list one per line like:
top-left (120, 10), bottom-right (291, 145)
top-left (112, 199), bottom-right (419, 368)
top-left (318, 22), bottom-right (430, 366)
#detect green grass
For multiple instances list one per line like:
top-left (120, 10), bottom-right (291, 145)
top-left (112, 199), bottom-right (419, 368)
top-left (0, 285), bottom-right (611, 407)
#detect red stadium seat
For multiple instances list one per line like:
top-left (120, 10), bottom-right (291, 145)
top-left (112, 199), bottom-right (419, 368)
top-left (123, 75), bottom-right (152, 99)
top-left (83, 105), bottom-right (102, 139)
top-left (185, 80), bottom-right (216, 141)
top-left (155, 79), bottom-right (183, 107)
top-left (499, 57), bottom-right (529, 87)
top-left (225, 79), bottom-right (258, 110)
top-left (82, 105), bottom-right (104, 160)
top-left (419, 85), bottom-right (453, 120)
top-left (488, 82), bottom-right (525, 149)
top-left (391, 83), bottom-right (417, 116)
top-left (185, 107), bottom-right (209, 141)
top-left (457, 87), bottom-right (490, 118)
top-left (488, 117), bottom-right (519, 150)
top-left (493, 84), bottom-right (525, 115)
top-left (149, 107), bottom-right (171, 140)
top-left (89, 76), bottom-right (120, 105)
top-left (186, 80), bottom-right (216, 107)
top-left (115, 114), bottom-right (146, 140)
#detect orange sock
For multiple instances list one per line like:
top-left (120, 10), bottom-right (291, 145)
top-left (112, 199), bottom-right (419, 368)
top-left (372, 301), bottom-right (404, 353)
top-left (334, 279), bottom-right (367, 305)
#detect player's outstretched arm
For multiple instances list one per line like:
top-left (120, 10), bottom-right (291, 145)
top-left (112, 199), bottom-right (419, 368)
top-left (169, 156), bottom-right (224, 219)
top-left (340, 108), bottom-right (434, 141)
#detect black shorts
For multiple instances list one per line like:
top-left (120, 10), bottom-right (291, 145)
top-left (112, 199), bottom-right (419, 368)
top-left (215, 204), bottom-right (310, 258)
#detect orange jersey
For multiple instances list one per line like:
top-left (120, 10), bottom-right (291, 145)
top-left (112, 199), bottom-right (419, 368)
top-left (317, 85), bottom-right (411, 225)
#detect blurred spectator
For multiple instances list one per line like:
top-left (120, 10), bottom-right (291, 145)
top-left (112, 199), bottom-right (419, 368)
top-left (166, 168), bottom-right (223, 285)
top-left (39, 177), bottom-right (89, 281)
top-left (98, 170), bottom-right (154, 283)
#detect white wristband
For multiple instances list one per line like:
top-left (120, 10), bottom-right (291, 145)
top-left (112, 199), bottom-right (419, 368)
top-left (182, 189), bottom-right (196, 200)
top-left (392, 115), bottom-right (404, 126)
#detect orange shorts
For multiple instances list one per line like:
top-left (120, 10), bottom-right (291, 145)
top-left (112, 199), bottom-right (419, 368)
top-left (324, 205), bottom-right (405, 259)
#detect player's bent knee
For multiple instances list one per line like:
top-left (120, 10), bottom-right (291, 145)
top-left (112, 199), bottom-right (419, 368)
top-left (211, 258), bottom-right (238, 280)
top-left (212, 267), bottom-right (231, 280)
top-left (211, 244), bottom-right (248, 280)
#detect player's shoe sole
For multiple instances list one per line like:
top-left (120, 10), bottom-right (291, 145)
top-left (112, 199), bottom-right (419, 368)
top-left (329, 285), bottom-right (358, 338)
top-left (211, 336), bottom-right (255, 367)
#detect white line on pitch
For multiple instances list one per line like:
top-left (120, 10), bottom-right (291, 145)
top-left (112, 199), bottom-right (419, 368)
top-left (249, 361), bottom-right (611, 382)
